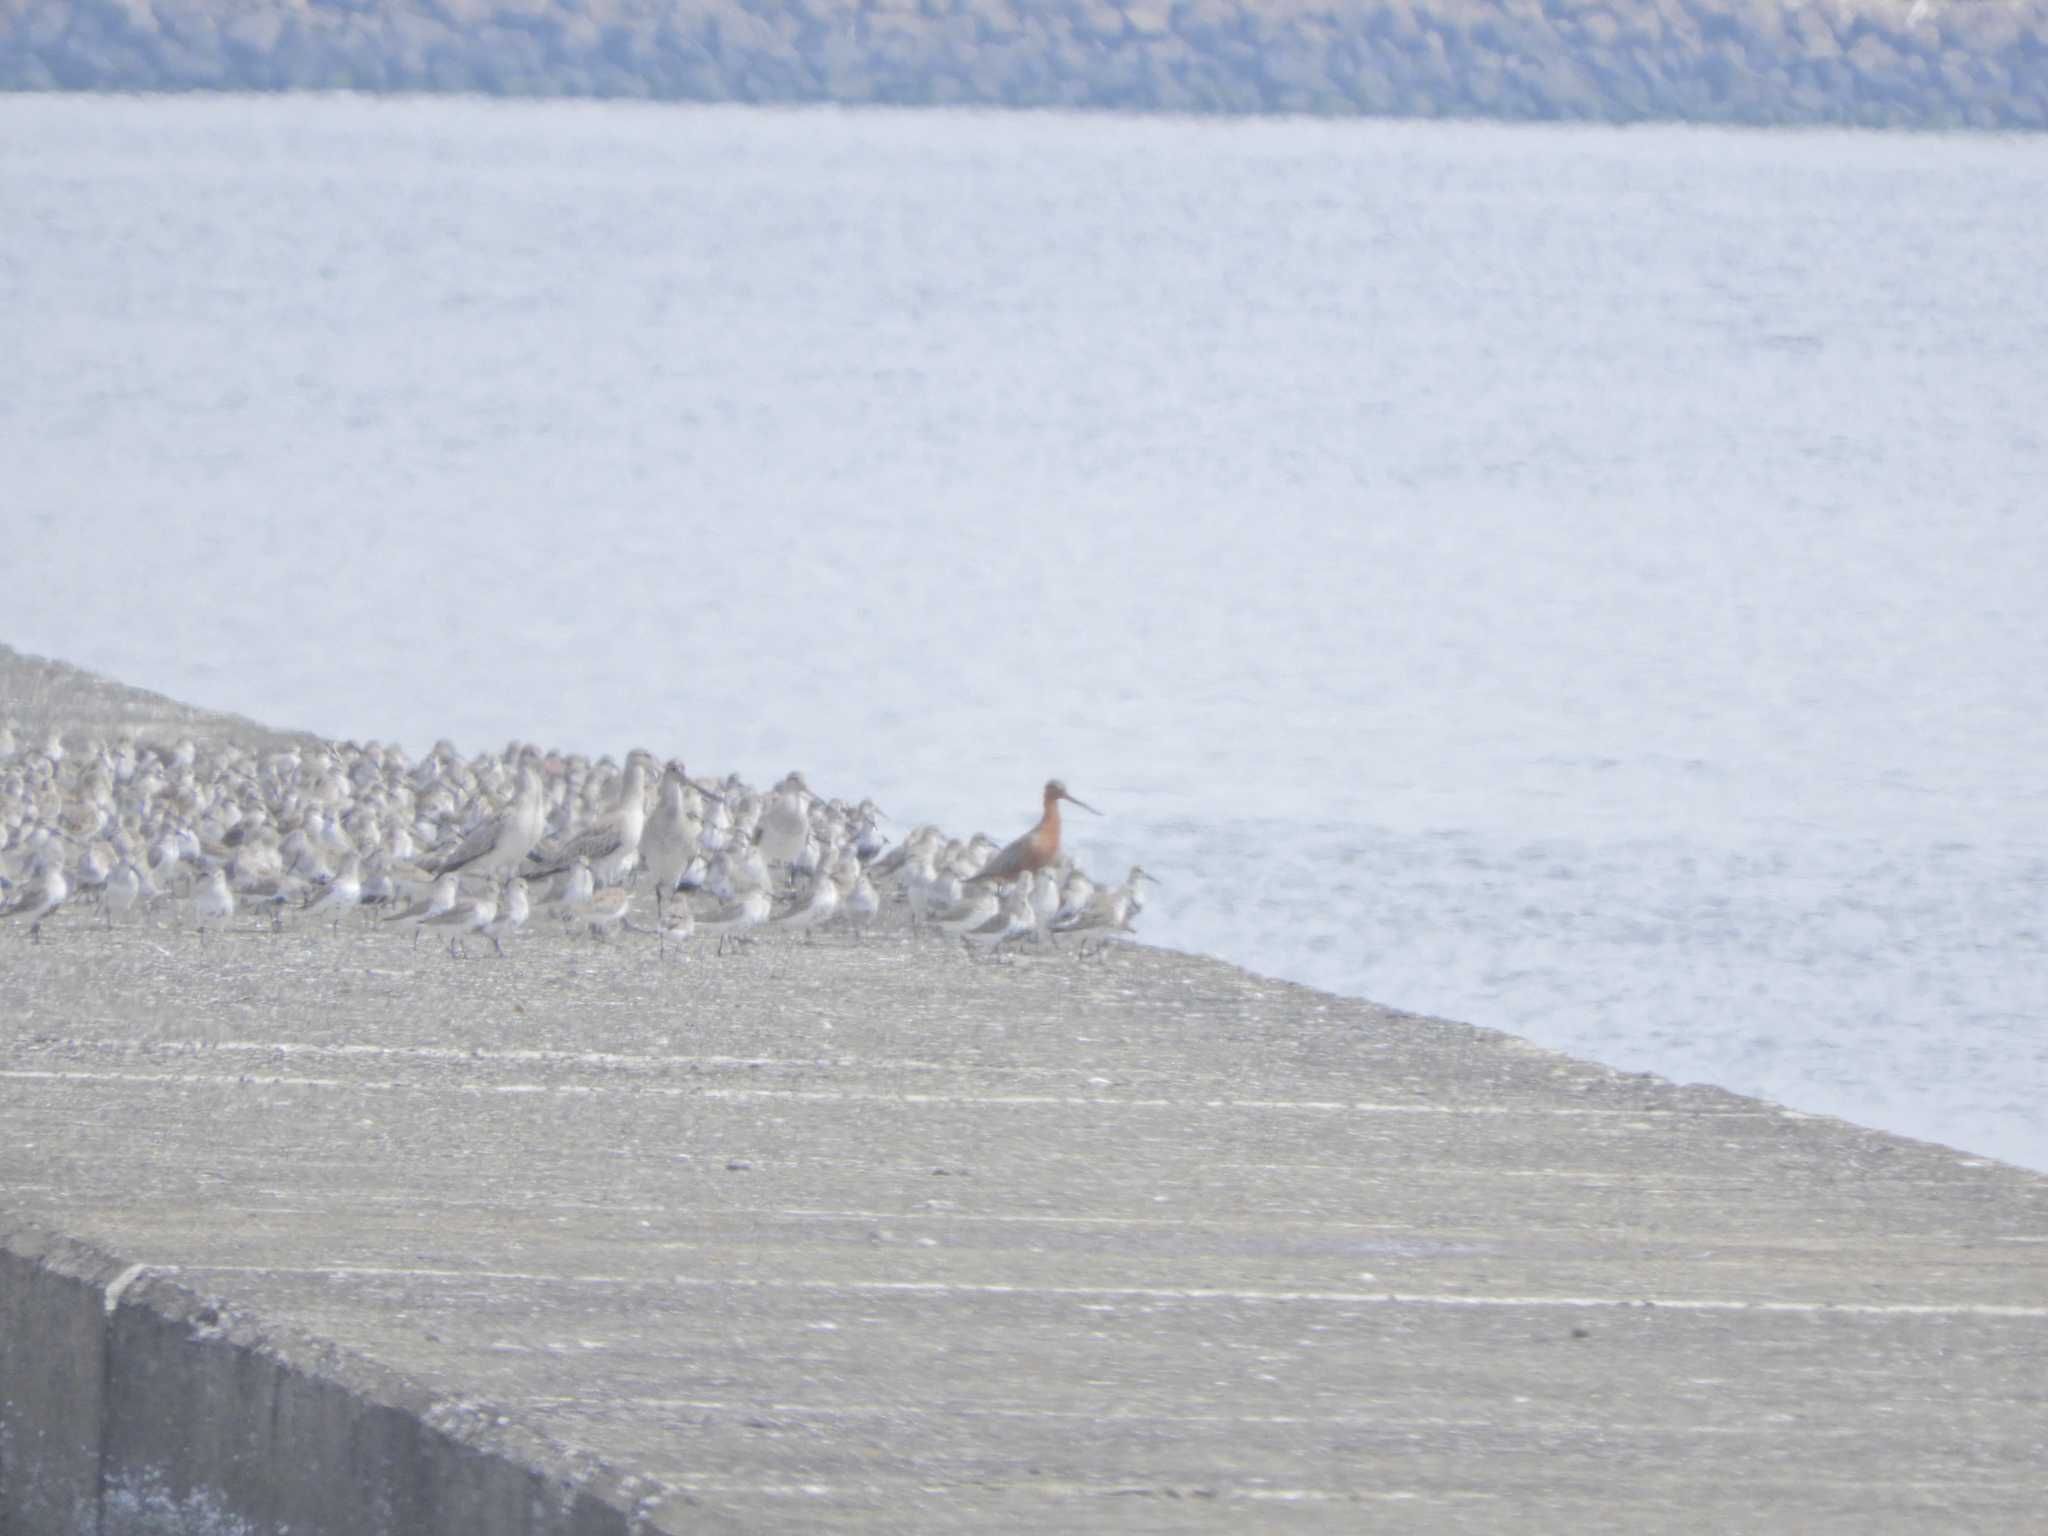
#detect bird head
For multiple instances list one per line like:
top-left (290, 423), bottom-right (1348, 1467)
top-left (1045, 780), bottom-right (1100, 815)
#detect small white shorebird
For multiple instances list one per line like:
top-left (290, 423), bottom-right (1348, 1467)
top-left (757, 771), bottom-right (814, 885)
top-left (236, 854), bottom-right (314, 930)
top-left (582, 886), bottom-right (631, 941)
top-left (1, 854), bottom-right (70, 943)
top-left (192, 865), bottom-right (235, 941)
top-left (963, 884), bottom-right (1036, 963)
top-left (773, 854), bottom-right (840, 942)
top-left (75, 840), bottom-right (113, 901)
top-left (1052, 865), bottom-right (1161, 955)
top-left (1028, 867), bottom-right (1062, 938)
top-left (382, 871), bottom-right (459, 946)
top-left (843, 868), bottom-right (880, 943)
top-left (902, 832), bottom-right (958, 932)
top-left (850, 800), bottom-right (888, 863)
top-left (103, 860), bottom-right (143, 926)
top-left (928, 886), bottom-right (1000, 945)
top-left (730, 841), bottom-right (772, 903)
top-left (700, 792), bottom-right (735, 854)
top-left (625, 898), bottom-right (695, 959)
top-left (1050, 868), bottom-right (1096, 930)
top-left (421, 884), bottom-right (499, 959)
top-left (478, 877), bottom-right (528, 957)
top-left (531, 857), bottom-right (596, 923)
top-left (357, 850), bottom-right (401, 911)
top-left (301, 851), bottom-right (362, 929)
top-left (695, 887), bottom-right (771, 956)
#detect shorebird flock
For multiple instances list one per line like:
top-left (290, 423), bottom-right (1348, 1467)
top-left (0, 719), bottom-right (1157, 962)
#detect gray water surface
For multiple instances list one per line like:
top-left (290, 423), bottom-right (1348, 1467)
top-left (5, 95), bottom-right (2045, 1166)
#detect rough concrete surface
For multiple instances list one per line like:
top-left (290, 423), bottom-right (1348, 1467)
top-left (2, 650), bottom-right (2046, 1532)
top-left (0, 645), bottom-right (319, 757)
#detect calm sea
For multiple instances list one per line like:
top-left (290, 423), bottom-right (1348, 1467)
top-left (5, 95), bottom-right (2045, 1167)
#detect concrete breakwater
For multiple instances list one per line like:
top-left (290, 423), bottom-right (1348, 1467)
top-left (2, 646), bottom-right (2047, 1533)
top-left (3, 0), bottom-right (2045, 129)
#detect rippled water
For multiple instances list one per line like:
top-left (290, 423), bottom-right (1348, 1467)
top-left (5, 95), bottom-right (2045, 1167)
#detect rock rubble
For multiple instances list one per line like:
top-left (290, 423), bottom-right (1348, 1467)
top-left (3, 0), bottom-right (2044, 129)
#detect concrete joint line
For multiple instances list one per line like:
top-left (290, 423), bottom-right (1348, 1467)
top-left (0, 1066), bottom-right (1758, 1118)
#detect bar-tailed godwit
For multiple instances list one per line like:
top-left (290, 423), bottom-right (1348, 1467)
top-left (969, 780), bottom-right (1099, 888)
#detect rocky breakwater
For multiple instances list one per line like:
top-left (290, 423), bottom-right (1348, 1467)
top-left (1, 0), bottom-right (2044, 127)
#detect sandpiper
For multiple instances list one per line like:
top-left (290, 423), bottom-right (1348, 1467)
top-left (103, 860), bottom-right (143, 925)
top-left (477, 877), bottom-right (528, 956)
top-left (695, 887), bottom-right (771, 956)
top-left (773, 855), bottom-right (841, 942)
top-left (383, 871), bottom-right (459, 946)
top-left (963, 884), bottom-right (1036, 963)
top-left (1, 855), bottom-right (70, 943)
top-left (624, 900), bottom-right (695, 960)
top-left (928, 885), bottom-right (1000, 943)
top-left (525, 759), bottom-right (649, 886)
top-left (422, 884), bottom-right (499, 959)
top-left (1052, 865), bottom-right (1161, 955)
top-left (423, 763), bottom-right (545, 882)
top-left (192, 865), bottom-right (235, 940)
top-left (302, 851), bottom-right (363, 929)
top-left (757, 771), bottom-right (814, 885)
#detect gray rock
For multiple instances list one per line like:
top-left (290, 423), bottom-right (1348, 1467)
top-left (2, 0), bottom-right (2046, 129)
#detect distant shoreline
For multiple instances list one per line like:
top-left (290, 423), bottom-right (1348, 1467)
top-left (2, 0), bottom-right (2043, 132)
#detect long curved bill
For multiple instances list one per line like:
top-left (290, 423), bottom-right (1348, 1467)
top-left (1060, 791), bottom-right (1101, 815)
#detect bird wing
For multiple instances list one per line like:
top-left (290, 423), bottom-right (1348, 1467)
top-left (0, 880), bottom-right (46, 918)
top-left (525, 821), bottom-right (622, 877)
top-left (423, 814), bottom-right (502, 874)
top-left (969, 832), bottom-right (1033, 884)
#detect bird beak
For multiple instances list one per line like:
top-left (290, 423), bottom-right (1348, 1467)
top-left (1060, 792), bottom-right (1101, 815)
top-left (691, 781), bottom-right (726, 804)
top-left (1138, 870), bottom-right (1161, 884)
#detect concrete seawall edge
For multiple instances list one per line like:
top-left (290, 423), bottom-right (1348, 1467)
top-left (0, 1218), bottom-right (723, 1536)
